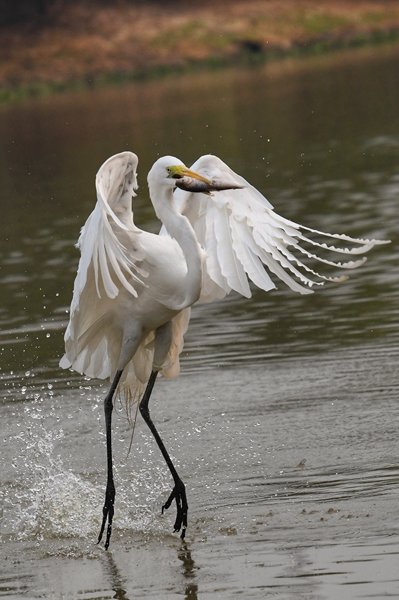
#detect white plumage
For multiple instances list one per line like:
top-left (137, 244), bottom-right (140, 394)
top-left (174, 155), bottom-right (386, 301)
top-left (61, 151), bottom-right (387, 400)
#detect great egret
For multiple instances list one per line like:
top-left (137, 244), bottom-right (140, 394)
top-left (60, 151), bottom-right (387, 548)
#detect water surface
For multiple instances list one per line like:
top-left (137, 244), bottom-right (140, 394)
top-left (0, 44), bottom-right (398, 599)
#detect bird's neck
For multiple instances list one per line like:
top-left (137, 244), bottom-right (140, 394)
top-left (150, 183), bottom-right (202, 309)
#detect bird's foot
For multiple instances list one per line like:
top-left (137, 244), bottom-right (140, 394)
top-left (97, 481), bottom-right (115, 550)
top-left (162, 478), bottom-right (188, 539)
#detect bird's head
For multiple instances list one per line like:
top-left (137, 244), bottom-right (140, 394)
top-left (148, 155), bottom-right (244, 195)
top-left (148, 156), bottom-right (213, 193)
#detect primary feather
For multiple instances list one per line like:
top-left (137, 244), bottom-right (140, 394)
top-left (172, 154), bottom-right (388, 302)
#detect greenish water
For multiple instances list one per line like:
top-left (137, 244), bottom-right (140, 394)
top-left (0, 44), bottom-right (398, 599)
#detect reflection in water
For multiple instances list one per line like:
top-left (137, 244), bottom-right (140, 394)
top-left (178, 542), bottom-right (198, 600)
top-left (103, 551), bottom-right (130, 600)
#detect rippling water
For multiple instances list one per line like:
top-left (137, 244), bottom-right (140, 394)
top-left (0, 44), bottom-right (398, 599)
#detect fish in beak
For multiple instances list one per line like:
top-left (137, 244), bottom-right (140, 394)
top-left (167, 164), bottom-right (243, 194)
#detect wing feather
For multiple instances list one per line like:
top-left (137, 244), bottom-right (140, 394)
top-left (171, 154), bottom-right (388, 302)
top-left (61, 152), bottom-right (147, 379)
top-left (206, 206), bottom-right (230, 291)
top-left (69, 152), bottom-right (146, 322)
top-left (213, 206), bottom-right (251, 298)
top-left (230, 220), bottom-right (276, 292)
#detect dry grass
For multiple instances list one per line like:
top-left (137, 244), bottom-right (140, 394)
top-left (1, 0), bottom-right (399, 95)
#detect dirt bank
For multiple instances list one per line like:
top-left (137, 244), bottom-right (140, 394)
top-left (1, 0), bottom-right (399, 101)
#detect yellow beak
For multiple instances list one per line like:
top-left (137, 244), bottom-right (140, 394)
top-left (167, 165), bottom-right (212, 185)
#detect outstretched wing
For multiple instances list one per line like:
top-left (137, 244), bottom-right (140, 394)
top-left (172, 154), bottom-right (388, 303)
top-left (68, 152), bottom-right (147, 320)
top-left (60, 152), bottom-right (147, 372)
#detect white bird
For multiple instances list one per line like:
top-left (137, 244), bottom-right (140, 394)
top-left (60, 151), bottom-right (387, 548)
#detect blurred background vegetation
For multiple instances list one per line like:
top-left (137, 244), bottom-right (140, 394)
top-left (1, 0), bottom-right (399, 101)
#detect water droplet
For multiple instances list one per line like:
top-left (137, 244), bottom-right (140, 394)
top-left (46, 333), bottom-right (50, 338)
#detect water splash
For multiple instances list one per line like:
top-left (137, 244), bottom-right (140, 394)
top-left (3, 397), bottom-right (175, 545)
top-left (5, 405), bottom-right (99, 541)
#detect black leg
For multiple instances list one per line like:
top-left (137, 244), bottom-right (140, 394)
top-left (98, 369), bottom-right (123, 550)
top-left (139, 370), bottom-right (188, 539)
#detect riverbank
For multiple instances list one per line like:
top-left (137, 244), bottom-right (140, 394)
top-left (1, 0), bottom-right (399, 102)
